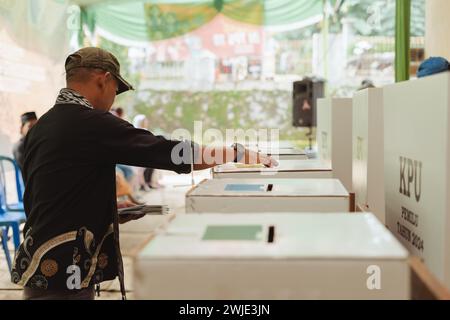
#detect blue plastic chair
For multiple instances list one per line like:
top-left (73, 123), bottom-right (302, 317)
top-left (0, 156), bottom-right (26, 272)
top-left (0, 156), bottom-right (24, 211)
top-left (1, 226), bottom-right (13, 272)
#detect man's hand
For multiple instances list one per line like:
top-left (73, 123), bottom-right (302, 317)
top-left (117, 200), bottom-right (146, 224)
top-left (118, 200), bottom-right (137, 209)
top-left (243, 149), bottom-right (279, 168)
top-left (258, 152), bottom-right (279, 168)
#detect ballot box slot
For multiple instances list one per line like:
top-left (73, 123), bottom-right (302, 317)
top-left (267, 225), bottom-right (275, 243)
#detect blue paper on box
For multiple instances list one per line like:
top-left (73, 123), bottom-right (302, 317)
top-left (224, 184), bottom-right (266, 192)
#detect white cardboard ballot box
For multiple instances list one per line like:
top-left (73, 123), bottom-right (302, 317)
top-left (352, 88), bottom-right (385, 223)
top-left (134, 213), bottom-right (410, 300)
top-left (212, 160), bottom-right (332, 179)
top-left (384, 72), bottom-right (450, 290)
top-left (245, 140), bottom-right (296, 149)
top-left (251, 147), bottom-right (308, 160)
top-left (186, 178), bottom-right (351, 213)
top-left (317, 98), bottom-right (353, 191)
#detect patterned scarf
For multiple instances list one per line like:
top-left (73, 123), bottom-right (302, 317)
top-left (55, 88), bottom-right (93, 109)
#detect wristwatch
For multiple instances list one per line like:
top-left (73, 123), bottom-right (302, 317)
top-left (231, 143), bottom-right (245, 163)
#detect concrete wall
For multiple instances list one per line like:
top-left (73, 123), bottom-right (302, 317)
top-left (0, 30), bottom-right (66, 157)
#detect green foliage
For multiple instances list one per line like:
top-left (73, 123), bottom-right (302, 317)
top-left (131, 89), bottom-right (310, 143)
top-left (274, 24), bottom-right (320, 41)
top-left (91, 1), bottom-right (428, 146)
top-left (97, 36), bottom-right (142, 108)
top-left (98, 37), bottom-right (134, 81)
top-left (338, 0), bottom-right (425, 37)
top-left (95, 38), bottom-right (311, 145)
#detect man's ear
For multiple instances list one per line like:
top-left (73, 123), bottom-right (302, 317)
top-left (105, 72), bottom-right (116, 85)
top-left (96, 72), bottom-right (109, 91)
top-left (105, 72), bottom-right (119, 93)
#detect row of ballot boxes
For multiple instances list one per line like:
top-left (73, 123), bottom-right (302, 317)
top-left (134, 164), bottom-right (410, 299)
top-left (134, 72), bottom-right (450, 299)
top-left (313, 73), bottom-right (450, 293)
top-left (312, 94), bottom-right (384, 225)
top-left (350, 73), bottom-right (450, 292)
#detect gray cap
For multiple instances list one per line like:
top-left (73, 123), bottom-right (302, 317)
top-left (65, 47), bottom-right (134, 95)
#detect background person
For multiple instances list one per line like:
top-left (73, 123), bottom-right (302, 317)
top-left (12, 112), bottom-right (38, 172)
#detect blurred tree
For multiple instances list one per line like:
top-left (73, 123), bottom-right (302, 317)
top-left (338, 0), bottom-right (424, 36)
top-left (97, 37), bottom-right (141, 112)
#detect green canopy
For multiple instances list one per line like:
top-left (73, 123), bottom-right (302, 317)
top-left (0, 0), bottom-right (70, 60)
top-left (75, 0), bottom-right (325, 43)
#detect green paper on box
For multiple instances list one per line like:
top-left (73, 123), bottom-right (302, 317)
top-left (224, 184), bottom-right (266, 192)
top-left (202, 225), bottom-right (264, 241)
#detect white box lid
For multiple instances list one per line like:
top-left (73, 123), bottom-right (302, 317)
top-left (249, 147), bottom-right (306, 156)
top-left (214, 160), bottom-right (332, 173)
top-left (245, 140), bottom-right (296, 149)
top-left (188, 179), bottom-right (349, 197)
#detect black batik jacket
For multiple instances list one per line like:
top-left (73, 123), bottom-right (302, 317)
top-left (11, 89), bottom-right (194, 298)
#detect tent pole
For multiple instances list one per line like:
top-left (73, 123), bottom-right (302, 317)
top-left (395, 0), bottom-right (411, 82)
top-left (322, 0), bottom-right (329, 95)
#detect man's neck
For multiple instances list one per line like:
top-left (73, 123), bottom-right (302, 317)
top-left (66, 84), bottom-right (98, 109)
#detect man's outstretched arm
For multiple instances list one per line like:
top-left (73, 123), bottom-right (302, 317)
top-left (192, 145), bottom-right (278, 171)
top-left (93, 112), bottom-right (278, 173)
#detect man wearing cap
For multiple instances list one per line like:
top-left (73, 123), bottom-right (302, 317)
top-left (11, 47), bottom-right (277, 300)
top-left (12, 112), bottom-right (38, 172)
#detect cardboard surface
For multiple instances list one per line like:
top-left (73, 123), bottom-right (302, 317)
top-left (135, 213), bottom-right (410, 300)
top-left (317, 98), bottom-right (353, 191)
top-left (384, 72), bottom-right (450, 289)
